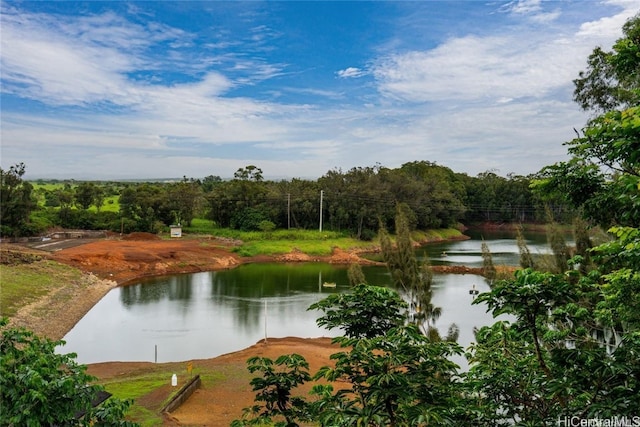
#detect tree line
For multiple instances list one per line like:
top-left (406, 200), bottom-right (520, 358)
top-left (1, 161), bottom-right (567, 238)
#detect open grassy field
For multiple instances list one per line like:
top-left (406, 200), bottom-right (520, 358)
top-left (29, 181), bottom-right (121, 213)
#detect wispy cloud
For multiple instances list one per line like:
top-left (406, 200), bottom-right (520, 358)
top-left (337, 67), bottom-right (365, 78)
top-left (1, 1), bottom-right (638, 180)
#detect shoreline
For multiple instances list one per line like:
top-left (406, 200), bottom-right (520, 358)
top-left (7, 272), bottom-right (118, 342)
top-left (3, 232), bottom-right (473, 342)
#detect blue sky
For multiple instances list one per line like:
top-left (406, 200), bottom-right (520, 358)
top-left (1, 0), bottom-right (638, 180)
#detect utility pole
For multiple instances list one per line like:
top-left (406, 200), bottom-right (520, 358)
top-left (287, 193), bottom-right (291, 229)
top-left (319, 190), bottom-right (324, 232)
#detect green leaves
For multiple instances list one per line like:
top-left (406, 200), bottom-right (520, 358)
top-left (568, 106), bottom-right (640, 175)
top-left (314, 325), bottom-right (463, 427)
top-left (0, 318), bottom-right (137, 426)
top-left (235, 354), bottom-right (312, 427)
top-left (537, 15), bottom-right (640, 227)
top-left (309, 283), bottom-right (407, 339)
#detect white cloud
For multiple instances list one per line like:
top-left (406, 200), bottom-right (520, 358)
top-left (1, 14), bottom-right (134, 105)
top-left (577, 1), bottom-right (639, 39)
top-left (1, 1), bottom-right (638, 180)
top-left (501, 0), bottom-right (543, 15)
top-left (498, 0), bottom-right (561, 24)
top-left (373, 33), bottom-right (579, 103)
top-left (372, 2), bottom-right (638, 106)
top-left (337, 67), bottom-right (365, 78)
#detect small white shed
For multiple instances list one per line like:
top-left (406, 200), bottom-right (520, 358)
top-left (170, 224), bottom-right (182, 238)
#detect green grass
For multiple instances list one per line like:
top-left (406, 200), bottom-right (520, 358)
top-left (89, 195), bottom-right (120, 213)
top-left (182, 218), bottom-right (217, 234)
top-left (30, 182), bottom-right (64, 191)
top-left (100, 373), bottom-right (168, 426)
top-left (0, 261), bottom-right (83, 317)
top-left (29, 182), bottom-right (121, 213)
top-left (184, 219), bottom-right (377, 257)
top-left (98, 367), bottom-right (224, 426)
top-left (234, 237), bottom-right (375, 257)
top-left (412, 228), bottom-right (465, 242)
top-left (184, 219), bottom-right (464, 258)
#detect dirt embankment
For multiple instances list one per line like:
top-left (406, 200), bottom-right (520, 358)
top-left (89, 337), bottom-right (344, 426)
top-left (45, 233), bottom-right (384, 286)
top-left (2, 234), bottom-right (386, 341)
top-left (47, 234), bottom-right (243, 285)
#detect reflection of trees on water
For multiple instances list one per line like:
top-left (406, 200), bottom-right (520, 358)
top-left (417, 229), bottom-right (568, 268)
top-left (209, 263), bottom-right (348, 331)
top-left (119, 274), bottom-right (194, 307)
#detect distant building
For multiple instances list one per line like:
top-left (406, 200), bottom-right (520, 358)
top-left (170, 225), bottom-right (182, 238)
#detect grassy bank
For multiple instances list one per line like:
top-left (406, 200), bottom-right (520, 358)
top-left (0, 259), bottom-right (84, 317)
top-left (184, 219), bottom-right (466, 257)
top-left (96, 366), bottom-right (225, 427)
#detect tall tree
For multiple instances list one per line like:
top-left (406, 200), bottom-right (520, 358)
top-left (75, 182), bottom-right (98, 210)
top-left (164, 177), bottom-right (203, 226)
top-left (535, 14), bottom-right (640, 227)
top-left (379, 204), bottom-right (457, 340)
top-left (0, 163), bottom-right (36, 236)
top-left (573, 14), bottom-right (640, 114)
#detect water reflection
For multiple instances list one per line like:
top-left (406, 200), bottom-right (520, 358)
top-left (419, 230), bottom-right (556, 268)
top-left (61, 230), bottom-right (551, 364)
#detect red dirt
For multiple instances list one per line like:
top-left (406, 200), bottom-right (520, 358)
top-left (48, 236), bottom-right (243, 285)
top-left (47, 236), bottom-right (380, 286)
top-left (84, 337), bottom-right (342, 426)
top-left (6, 233), bottom-right (488, 426)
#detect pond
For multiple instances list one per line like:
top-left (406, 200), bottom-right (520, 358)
top-left (61, 229), bottom-right (559, 365)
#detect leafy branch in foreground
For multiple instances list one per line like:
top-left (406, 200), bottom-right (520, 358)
top-left (309, 283), bottom-right (407, 339)
top-left (0, 318), bottom-right (137, 427)
top-left (231, 354), bottom-right (312, 427)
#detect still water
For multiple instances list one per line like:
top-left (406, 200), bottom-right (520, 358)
top-left (61, 230), bottom-right (557, 364)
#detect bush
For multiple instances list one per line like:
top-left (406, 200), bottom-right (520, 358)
top-left (0, 318), bottom-right (137, 426)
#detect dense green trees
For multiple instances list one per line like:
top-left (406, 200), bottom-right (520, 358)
top-left (466, 13), bottom-right (640, 424)
top-left (0, 318), bottom-right (137, 426)
top-left (2, 160), bottom-right (554, 237)
top-left (0, 163), bottom-right (36, 236)
top-left (535, 14), bottom-right (640, 228)
top-left (204, 161), bottom-right (545, 237)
